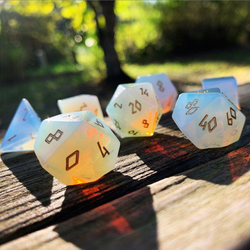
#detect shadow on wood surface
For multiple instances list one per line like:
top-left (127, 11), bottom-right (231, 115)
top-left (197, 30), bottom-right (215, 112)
top-left (1, 152), bottom-right (53, 207)
top-left (54, 175), bottom-right (158, 250)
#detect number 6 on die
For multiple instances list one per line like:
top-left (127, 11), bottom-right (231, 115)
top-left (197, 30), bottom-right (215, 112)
top-left (172, 88), bottom-right (246, 149)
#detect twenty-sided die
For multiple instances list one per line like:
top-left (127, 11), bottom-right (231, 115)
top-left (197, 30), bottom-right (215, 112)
top-left (106, 82), bottom-right (162, 138)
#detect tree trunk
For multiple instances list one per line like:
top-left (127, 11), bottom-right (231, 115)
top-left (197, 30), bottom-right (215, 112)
top-left (88, 1), bottom-right (132, 88)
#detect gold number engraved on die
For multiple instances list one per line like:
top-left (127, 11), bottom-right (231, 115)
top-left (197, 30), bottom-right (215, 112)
top-left (227, 107), bottom-right (237, 126)
top-left (114, 119), bottom-right (121, 130)
top-left (97, 141), bottom-right (110, 158)
top-left (129, 100), bottom-right (142, 114)
top-left (157, 81), bottom-right (165, 92)
top-left (66, 150), bottom-right (79, 171)
top-left (30, 133), bottom-right (36, 139)
top-left (140, 88), bottom-right (149, 96)
top-left (63, 114), bottom-right (79, 119)
top-left (45, 129), bottom-right (63, 144)
top-left (7, 135), bottom-right (17, 142)
top-left (114, 103), bottom-right (122, 109)
top-left (199, 114), bottom-right (217, 133)
top-left (231, 129), bottom-right (237, 136)
top-left (185, 99), bottom-right (199, 115)
top-left (80, 103), bottom-right (87, 110)
top-left (142, 119), bottom-right (149, 128)
top-left (128, 130), bottom-right (138, 135)
top-left (94, 119), bottom-right (104, 128)
top-left (20, 108), bottom-right (28, 121)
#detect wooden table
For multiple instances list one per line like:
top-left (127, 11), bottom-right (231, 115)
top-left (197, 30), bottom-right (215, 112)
top-left (0, 84), bottom-right (250, 250)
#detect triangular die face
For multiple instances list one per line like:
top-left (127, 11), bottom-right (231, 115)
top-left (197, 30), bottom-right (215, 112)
top-left (106, 88), bottom-right (130, 120)
top-left (126, 82), bottom-right (157, 107)
top-left (0, 99), bottom-right (41, 154)
top-left (92, 134), bottom-right (120, 180)
top-left (108, 84), bottom-right (127, 105)
top-left (84, 111), bottom-right (116, 138)
top-left (129, 105), bottom-right (159, 136)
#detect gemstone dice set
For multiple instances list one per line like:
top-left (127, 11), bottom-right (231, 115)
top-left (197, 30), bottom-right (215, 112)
top-left (0, 74), bottom-right (246, 185)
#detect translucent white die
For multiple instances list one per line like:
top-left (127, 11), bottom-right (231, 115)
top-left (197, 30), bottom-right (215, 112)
top-left (34, 111), bottom-right (120, 185)
top-left (0, 98), bottom-right (41, 154)
top-left (136, 73), bottom-right (178, 113)
top-left (106, 82), bottom-right (163, 138)
top-left (57, 94), bottom-right (103, 120)
top-left (202, 76), bottom-right (239, 109)
top-left (172, 88), bottom-right (246, 149)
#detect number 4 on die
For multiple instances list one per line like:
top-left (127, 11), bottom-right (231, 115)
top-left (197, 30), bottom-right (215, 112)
top-left (0, 98), bottom-right (41, 154)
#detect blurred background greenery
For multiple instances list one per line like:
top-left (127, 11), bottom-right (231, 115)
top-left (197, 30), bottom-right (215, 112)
top-left (1, 0), bottom-right (250, 129)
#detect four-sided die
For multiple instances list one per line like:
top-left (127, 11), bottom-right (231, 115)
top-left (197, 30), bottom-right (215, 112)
top-left (0, 98), bottom-right (41, 154)
top-left (34, 111), bottom-right (120, 185)
top-left (106, 82), bottom-right (163, 137)
top-left (172, 88), bottom-right (246, 149)
top-left (57, 94), bottom-right (104, 120)
top-left (202, 76), bottom-right (239, 109)
top-left (136, 73), bottom-right (178, 113)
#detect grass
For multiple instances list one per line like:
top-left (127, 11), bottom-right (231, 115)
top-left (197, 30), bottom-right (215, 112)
top-left (1, 48), bottom-right (250, 130)
top-left (0, 73), bottom-right (100, 130)
top-left (123, 49), bottom-right (250, 85)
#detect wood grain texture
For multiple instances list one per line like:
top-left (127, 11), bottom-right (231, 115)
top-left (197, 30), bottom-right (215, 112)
top-left (2, 142), bottom-right (250, 250)
top-left (0, 83), bottom-right (250, 248)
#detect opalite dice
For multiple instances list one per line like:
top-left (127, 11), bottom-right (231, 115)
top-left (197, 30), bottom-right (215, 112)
top-left (136, 73), bottom-right (178, 113)
top-left (57, 94), bottom-right (103, 120)
top-left (34, 111), bottom-right (120, 185)
top-left (172, 88), bottom-right (245, 149)
top-left (106, 82), bottom-right (163, 138)
top-left (202, 76), bottom-right (239, 109)
top-left (0, 98), bottom-right (41, 154)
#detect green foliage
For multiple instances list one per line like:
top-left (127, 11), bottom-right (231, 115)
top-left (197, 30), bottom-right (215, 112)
top-left (115, 1), bottom-right (250, 62)
top-left (0, 0), bottom-right (102, 83)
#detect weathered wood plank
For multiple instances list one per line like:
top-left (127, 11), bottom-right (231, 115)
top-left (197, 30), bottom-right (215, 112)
top-left (0, 83), bottom-right (249, 245)
top-left (2, 141), bottom-right (250, 250)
